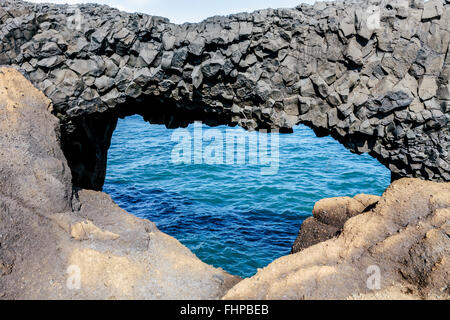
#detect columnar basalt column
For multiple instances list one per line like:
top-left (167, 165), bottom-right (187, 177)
top-left (0, 0), bottom-right (448, 190)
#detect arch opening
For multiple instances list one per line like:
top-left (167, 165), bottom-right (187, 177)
top-left (103, 114), bottom-right (390, 277)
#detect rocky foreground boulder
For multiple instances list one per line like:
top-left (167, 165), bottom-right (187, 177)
top-left (0, 67), bottom-right (240, 299)
top-left (292, 193), bottom-right (380, 252)
top-left (225, 178), bottom-right (449, 299)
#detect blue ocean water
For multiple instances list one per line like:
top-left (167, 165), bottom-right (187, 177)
top-left (104, 115), bottom-right (390, 278)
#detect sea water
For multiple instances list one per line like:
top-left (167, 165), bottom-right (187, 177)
top-left (104, 115), bottom-right (390, 277)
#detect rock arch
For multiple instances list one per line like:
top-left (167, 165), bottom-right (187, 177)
top-left (0, 0), bottom-right (449, 190)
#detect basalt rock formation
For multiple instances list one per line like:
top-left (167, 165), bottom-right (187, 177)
top-left (225, 178), bottom-right (450, 300)
top-left (0, 0), bottom-right (449, 190)
top-left (0, 67), bottom-right (241, 299)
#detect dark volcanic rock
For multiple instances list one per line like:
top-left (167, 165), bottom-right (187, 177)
top-left (291, 217), bottom-right (341, 253)
top-left (0, 0), bottom-right (448, 189)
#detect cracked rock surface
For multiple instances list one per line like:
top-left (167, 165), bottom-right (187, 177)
top-left (0, 0), bottom-right (448, 190)
top-left (0, 57), bottom-right (448, 301)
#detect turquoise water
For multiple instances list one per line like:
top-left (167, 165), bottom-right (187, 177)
top-left (104, 115), bottom-right (390, 278)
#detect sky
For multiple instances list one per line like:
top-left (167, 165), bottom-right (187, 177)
top-left (27, 0), bottom-right (316, 24)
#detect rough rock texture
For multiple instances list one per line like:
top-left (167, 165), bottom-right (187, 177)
top-left (291, 194), bottom-right (380, 253)
top-left (0, 68), bottom-right (240, 299)
top-left (224, 178), bottom-right (450, 300)
top-left (0, 0), bottom-right (448, 190)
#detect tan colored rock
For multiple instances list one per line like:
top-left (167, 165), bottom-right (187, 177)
top-left (353, 193), bottom-right (380, 208)
top-left (0, 68), bottom-right (72, 215)
top-left (48, 213), bottom-right (120, 241)
top-left (224, 178), bottom-right (450, 300)
top-left (292, 194), bottom-right (378, 254)
top-left (70, 220), bottom-right (120, 241)
top-left (68, 248), bottom-right (146, 298)
top-left (313, 196), bottom-right (366, 228)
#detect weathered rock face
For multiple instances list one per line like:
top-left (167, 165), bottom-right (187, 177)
top-left (0, 0), bottom-right (448, 190)
top-left (1, 67), bottom-right (448, 301)
top-left (291, 194), bottom-right (380, 253)
top-left (0, 68), bottom-right (240, 299)
top-left (224, 178), bottom-right (450, 300)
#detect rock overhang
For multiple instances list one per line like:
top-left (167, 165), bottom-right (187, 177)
top-left (0, 0), bottom-right (448, 189)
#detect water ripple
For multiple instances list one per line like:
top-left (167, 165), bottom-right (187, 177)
top-left (104, 115), bottom-right (390, 277)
